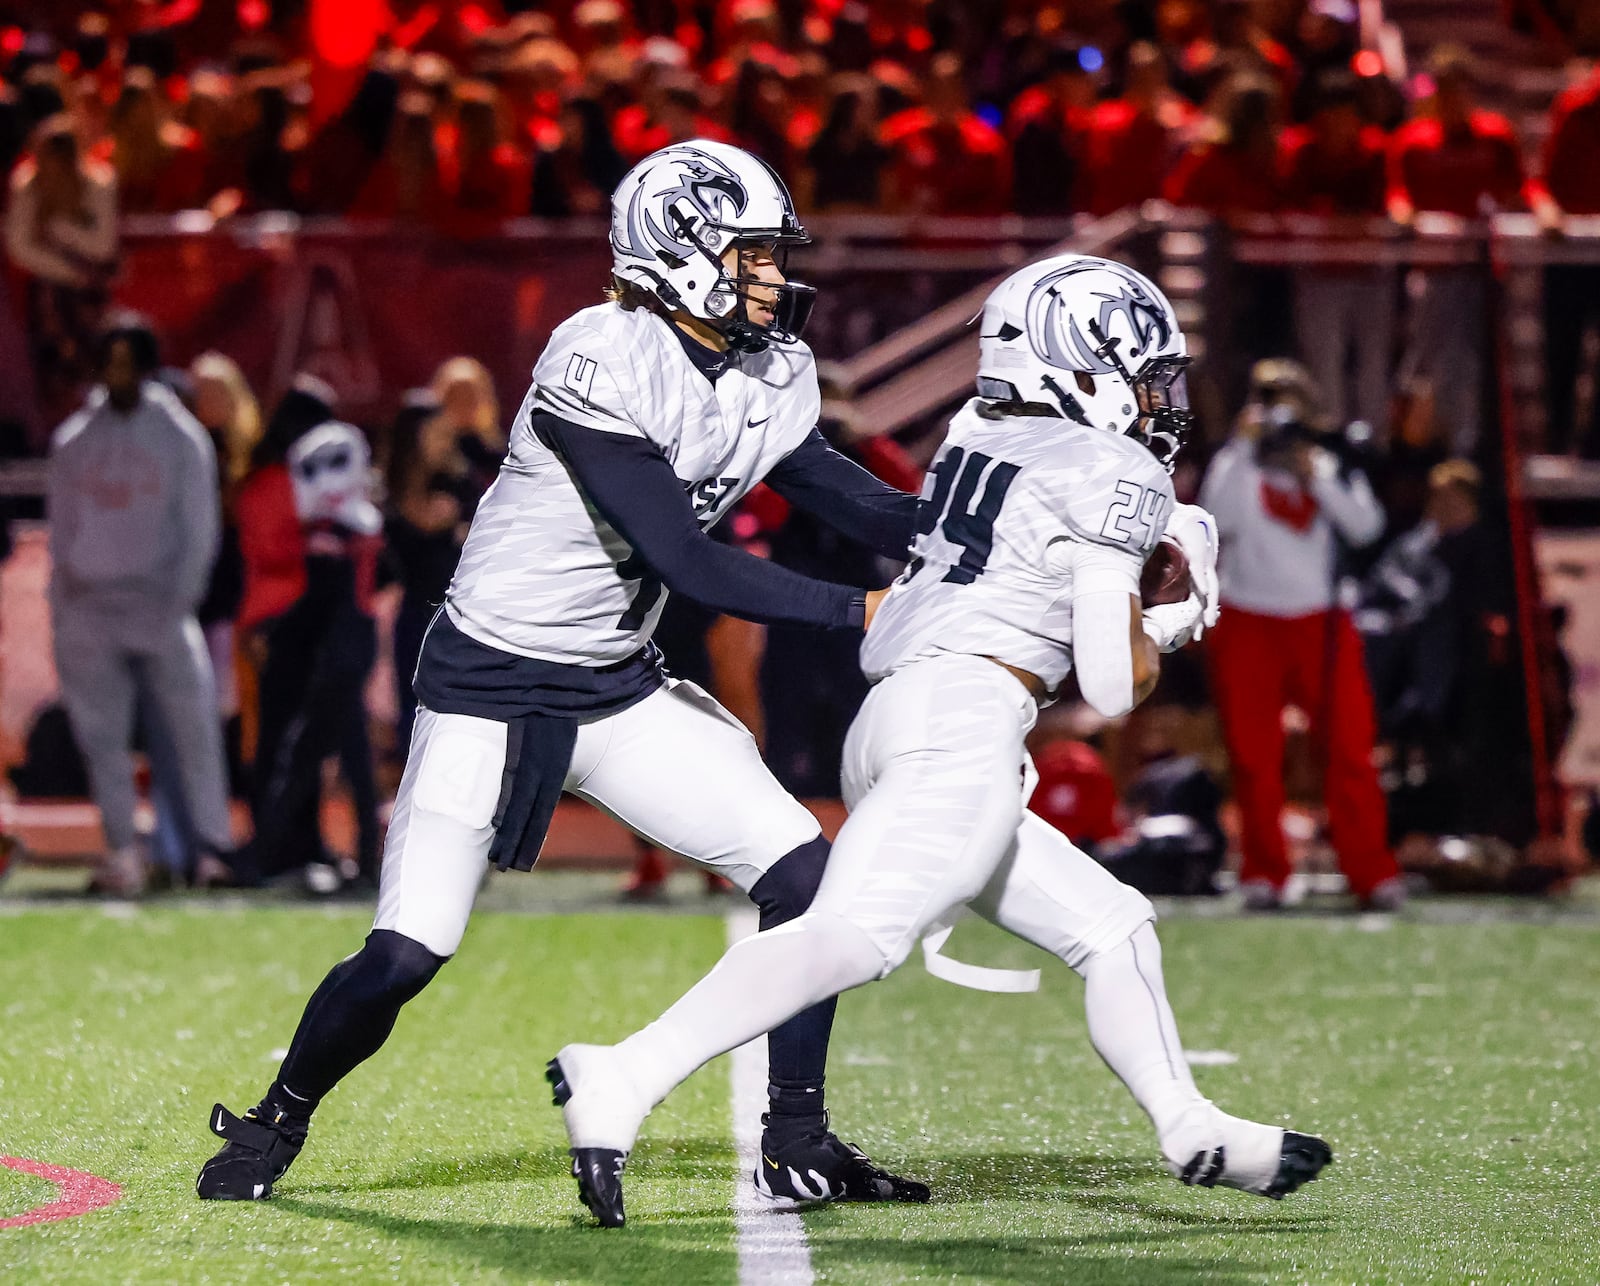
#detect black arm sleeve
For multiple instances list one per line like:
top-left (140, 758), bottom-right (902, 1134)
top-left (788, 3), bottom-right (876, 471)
top-left (763, 428), bottom-right (920, 562)
top-left (535, 412), bottom-right (864, 630)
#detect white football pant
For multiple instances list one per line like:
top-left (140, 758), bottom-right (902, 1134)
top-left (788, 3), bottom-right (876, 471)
top-left (614, 654), bottom-right (1267, 1177)
top-left (373, 678), bottom-right (822, 956)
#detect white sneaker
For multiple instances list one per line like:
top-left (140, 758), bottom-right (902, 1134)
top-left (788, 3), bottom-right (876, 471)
top-left (1361, 876), bottom-right (1408, 913)
top-left (1238, 880), bottom-right (1284, 912)
top-left (90, 845), bottom-right (147, 898)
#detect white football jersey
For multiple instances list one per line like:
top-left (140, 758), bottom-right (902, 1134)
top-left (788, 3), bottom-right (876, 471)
top-left (446, 302), bottom-right (818, 663)
top-left (861, 399), bottom-right (1174, 691)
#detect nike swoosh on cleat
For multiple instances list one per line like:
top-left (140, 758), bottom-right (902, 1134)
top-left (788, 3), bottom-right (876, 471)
top-left (763, 1155), bottom-right (780, 1170)
top-left (214, 1108), bottom-right (226, 1133)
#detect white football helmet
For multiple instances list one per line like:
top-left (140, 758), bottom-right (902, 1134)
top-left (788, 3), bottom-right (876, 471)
top-left (976, 253), bottom-right (1192, 468)
top-left (609, 138), bottom-right (815, 352)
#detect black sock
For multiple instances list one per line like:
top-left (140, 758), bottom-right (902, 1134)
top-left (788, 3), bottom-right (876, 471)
top-left (267, 929), bottom-right (446, 1116)
top-left (750, 838), bottom-right (835, 1132)
top-left (764, 1068), bottom-right (830, 1142)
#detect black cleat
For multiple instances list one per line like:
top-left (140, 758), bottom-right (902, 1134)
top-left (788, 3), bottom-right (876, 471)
top-left (196, 1102), bottom-right (306, 1200)
top-left (1179, 1145), bottom-right (1228, 1188)
top-left (756, 1112), bottom-right (931, 1204)
top-left (547, 1058), bottom-right (629, 1228)
top-left (569, 1147), bottom-right (628, 1227)
top-left (1263, 1131), bottom-right (1333, 1199)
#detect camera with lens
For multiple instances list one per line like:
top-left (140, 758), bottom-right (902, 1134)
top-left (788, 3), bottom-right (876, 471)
top-left (1245, 358), bottom-right (1371, 473)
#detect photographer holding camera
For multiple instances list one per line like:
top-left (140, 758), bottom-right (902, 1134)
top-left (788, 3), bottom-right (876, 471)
top-left (1199, 360), bottom-right (1406, 911)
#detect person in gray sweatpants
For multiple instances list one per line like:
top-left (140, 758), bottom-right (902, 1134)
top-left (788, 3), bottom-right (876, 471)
top-left (47, 319), bottom-right (233, 895)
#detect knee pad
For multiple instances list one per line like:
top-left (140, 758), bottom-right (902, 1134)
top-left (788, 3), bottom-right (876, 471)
top-left (351, 929), bottom-right (448, 1003)
top-left (750, 835), bottom-right (830, 929)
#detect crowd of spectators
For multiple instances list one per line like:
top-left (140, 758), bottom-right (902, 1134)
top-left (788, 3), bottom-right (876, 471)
top-left (1, 3), bottom-right (1598, 452)
top-left (0, 2), bottom-right (1582, 228)
top-left (7, 1), bottom-right (1593, 896)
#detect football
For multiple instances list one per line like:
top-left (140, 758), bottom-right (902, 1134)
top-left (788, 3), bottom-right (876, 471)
top-left (1141, 538), bottom-right (1193, 606)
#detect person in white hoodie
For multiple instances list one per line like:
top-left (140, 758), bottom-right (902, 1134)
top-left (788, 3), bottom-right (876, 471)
top-left (48, 318), bottom-right (233, 896)
top-left (1199, 359), bottom-right (1404, 912)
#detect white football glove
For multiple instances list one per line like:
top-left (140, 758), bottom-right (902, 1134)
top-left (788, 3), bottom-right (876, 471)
top-left (1142, 595), bottom-right (1206, 653)
top-left (1163, 503), bottom-right (1221, 632)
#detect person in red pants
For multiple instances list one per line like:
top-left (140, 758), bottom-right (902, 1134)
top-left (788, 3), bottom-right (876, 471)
top-left (1200, 361), bottom-right (1406, 911)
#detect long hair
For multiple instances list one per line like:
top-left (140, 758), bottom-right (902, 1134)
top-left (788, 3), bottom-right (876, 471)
top-left (190, 351), bottom-right (262, 486)
top-left (384, 388), bottom-right (444, 506)
top-left (429, 355), bottom-right (501, 441)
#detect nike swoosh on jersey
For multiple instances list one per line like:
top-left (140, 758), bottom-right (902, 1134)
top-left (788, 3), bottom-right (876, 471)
top-left (747, 415), bottom-right (772, 428)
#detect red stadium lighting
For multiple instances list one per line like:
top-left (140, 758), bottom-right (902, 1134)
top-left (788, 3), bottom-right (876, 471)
top-left (0, 28), bottom-right (23, 57)
top-left (1352, 49), bottom-right (1384, 78)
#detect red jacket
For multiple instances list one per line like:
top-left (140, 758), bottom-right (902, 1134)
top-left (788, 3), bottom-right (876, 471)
top-left (881, 108), bottom-right (1012, 215)
top-left (1078, 98), bottom-right (1195, 215)
top-left (1163, 140), bottom-right (1284, 216)
top-left (1533, 69), bottom-right (1600, 213)
top-left (235, 464), bottom-right (307, 633)
top-left (1387, 110), bottom-right (1526, 216)
top-left (1280, 123), bottom-right (1389, 214)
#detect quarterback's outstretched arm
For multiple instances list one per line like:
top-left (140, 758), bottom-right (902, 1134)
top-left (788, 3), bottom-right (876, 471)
top-left (763, 429), bottom-right (920, 561)
top-left (536, 411), bottom-right (868, 629)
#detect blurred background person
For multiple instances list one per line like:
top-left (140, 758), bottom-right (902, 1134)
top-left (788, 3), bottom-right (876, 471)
top-left (5, 115), bottom-right (118, 425)
top-left (1354, 461), bottom-right (1527, 846)
top-left (1166, 72), bottom-right (1293, 410)
top-left (1004, 42), bottom-right (1095, 216)
top-left (446, 80), bottom-right (530, 230)
top-left (383, 390), bottom-right (477, 755)
top-left (1282, 67), bottom-right (1394, 438)
top-left (47, 318), bottom-right (233, 897)
top-left (233, 376), bottom-right (337, 884)
top-left (1530, 55), bottom-right (1600, 459)
top-left (1199, 360), bottom-right (1404, 911)
top-left (189, 351), bottom-right (260, 783)
top-left (271, 420), bottom-right (386, 893)
top-left (1076, 42), bottom-right (1197, 216)
top-left (800, 74), bottom-right (889, 212)
top-left (98, 67), bottom-right (208, 213)
top-left (349, 92), bottom-right (451, 226)
top-left (881, 53), bottom-right (1011, 215)
top-left (428, 356), bottom-right (506, 496)
top-left (530, 94), bottom-right (629, 217)
top-left (1388, 45), bottom-right (1527, 457)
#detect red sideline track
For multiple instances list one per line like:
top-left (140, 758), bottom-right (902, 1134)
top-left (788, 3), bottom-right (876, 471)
top-left (0, 1156), bottom-right (123, 1228)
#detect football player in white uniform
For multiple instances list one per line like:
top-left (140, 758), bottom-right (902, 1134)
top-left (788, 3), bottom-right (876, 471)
top-left (197, 140), bottom-right (930, 1207)
top-left (549, 255), bottom-right (1333, 1226)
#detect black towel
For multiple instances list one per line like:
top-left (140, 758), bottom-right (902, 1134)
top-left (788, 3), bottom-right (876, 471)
top-left (412, 608), bottom-right (665, 871)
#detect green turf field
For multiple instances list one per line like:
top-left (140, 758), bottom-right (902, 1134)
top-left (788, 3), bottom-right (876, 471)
top-left (2, 874), bottom-right (1598, 1284)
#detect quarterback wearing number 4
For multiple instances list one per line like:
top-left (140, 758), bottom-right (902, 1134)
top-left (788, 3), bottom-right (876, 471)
top-left (197, 140), bottom-right (930, 1206)
top-left (550, 254), bottom-right (1334, 1226)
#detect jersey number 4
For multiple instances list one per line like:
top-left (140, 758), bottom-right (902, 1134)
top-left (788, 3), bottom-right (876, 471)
top-left (907, 447), bottom-right (1021, 585)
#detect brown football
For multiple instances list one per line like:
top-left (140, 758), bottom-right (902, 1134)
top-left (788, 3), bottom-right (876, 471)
top-left (1141, 538), bottom-right (1193, 606)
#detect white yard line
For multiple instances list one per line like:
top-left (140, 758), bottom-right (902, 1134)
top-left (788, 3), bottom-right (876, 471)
top-left (726, 906), bottom-right (815, 1286)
